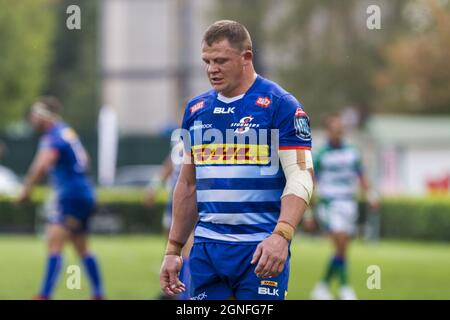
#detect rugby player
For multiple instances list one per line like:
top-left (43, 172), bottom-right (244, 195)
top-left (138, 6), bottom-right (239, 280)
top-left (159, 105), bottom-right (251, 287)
top-left (310, 113), bottom-right (378, 300)
top-left (16, 97), bottom-right (104, 300)
top-left (159, 20), bottom-right (314, 300)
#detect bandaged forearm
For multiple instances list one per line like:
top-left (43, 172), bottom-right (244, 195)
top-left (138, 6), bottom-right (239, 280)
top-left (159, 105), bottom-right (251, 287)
top-left (279, 149), bottom-right (314, 205)
top-left (273, 221), bottom-right (295, 242)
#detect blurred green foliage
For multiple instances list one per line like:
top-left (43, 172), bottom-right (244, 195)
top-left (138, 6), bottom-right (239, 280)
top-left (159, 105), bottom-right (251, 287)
top-left (374, 0), bottom-right (450, 114)
top-left (0, 0), bottom-right (98, 133)
top-left (1, 187), bottom-right (449, 241)
top-left (213, 0), bottom-right (450, 124)
top-left (0, 0), bottom-right (56, 129)
top-left (2, 0), bottom-right (449, 132)
top-left (0, 186), bottom-right (168, 233)
top-left (44, 0), bottom-right (99, 132)
top-left (380, 196), bottom-right (450, 241)
top-left (268, 0), bottom-right (410, 121)
top-left (212, 0), bottom-right (272, 74)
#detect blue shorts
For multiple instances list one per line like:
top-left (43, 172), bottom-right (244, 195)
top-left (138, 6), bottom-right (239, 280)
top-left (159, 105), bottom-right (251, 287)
top-left (47, 195), bottom-right (95, 233)
top-left (189, 242), bottom-right (290, 300)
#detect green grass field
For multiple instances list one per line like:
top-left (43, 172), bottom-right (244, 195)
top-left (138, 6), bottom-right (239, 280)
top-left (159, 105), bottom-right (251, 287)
top-left (0, 235), bottom-right (449, 300)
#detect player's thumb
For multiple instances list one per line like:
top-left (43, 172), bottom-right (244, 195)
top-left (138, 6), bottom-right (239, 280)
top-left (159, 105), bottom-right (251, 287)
top-left (251, 245), bottom-right (262, 265)
top-left (168, 269), bottom-right (180, 288)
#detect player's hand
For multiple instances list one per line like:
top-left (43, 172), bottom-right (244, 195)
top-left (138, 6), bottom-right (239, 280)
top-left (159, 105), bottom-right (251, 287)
top-left (14, 189), bottom-right (30, 206)
top-left (366, 190), bottom-right (380, 211)
top-left (251, 234), bottom-right (289, 278)
top-left (368, 200), bottom-right (380, 211)
top-left (159, 254), bottom-right (185, 296)
top-left (143, 189), bottom-right (157, 208)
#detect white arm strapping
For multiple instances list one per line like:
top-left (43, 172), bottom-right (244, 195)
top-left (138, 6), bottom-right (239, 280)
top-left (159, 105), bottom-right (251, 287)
top-left (279, 149), bottom-right (314, 205)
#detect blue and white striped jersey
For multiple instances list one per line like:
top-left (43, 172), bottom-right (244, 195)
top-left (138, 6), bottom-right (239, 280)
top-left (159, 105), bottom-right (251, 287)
top-left (181, 75), bottom-right (312, 244)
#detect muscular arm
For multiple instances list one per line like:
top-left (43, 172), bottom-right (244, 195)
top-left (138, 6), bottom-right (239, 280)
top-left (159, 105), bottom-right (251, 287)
top-left (359, 173), bottom-right (379, 209)
top-left (359, 174), bottom-right (370, 193)
top-left (159, 154), bottom-right (198, 295)
top-left (168, 155), bottom-right (198, 246)
top-left (159, 156), bottom-right (174, 184)
top-left (252, 149), bottom-right (314, 278)
top-left (18, 149), bottom-right (58, 202)
top-left (278, 193), bottom-right (309, 229)
top-left (144, 154), bottom-right (174, 207)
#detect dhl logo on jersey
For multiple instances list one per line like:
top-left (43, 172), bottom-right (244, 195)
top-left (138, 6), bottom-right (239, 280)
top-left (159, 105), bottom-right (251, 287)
top-left (260, 280), bottom-right (278, 287)
top-left (192, 144), bottom-right (269, 165)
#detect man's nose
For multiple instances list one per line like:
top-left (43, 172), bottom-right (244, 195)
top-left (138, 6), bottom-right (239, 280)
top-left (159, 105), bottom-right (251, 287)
top-left (207, 63), bottom-right (220, 74)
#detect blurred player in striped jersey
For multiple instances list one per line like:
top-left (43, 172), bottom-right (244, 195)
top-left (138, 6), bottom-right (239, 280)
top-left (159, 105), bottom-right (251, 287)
top-left (310, 113), bottom-right (378, 300)
top-left (159, 20), bottom-right (314, 300)
top-left (15, 97), bottom-right (104, 300)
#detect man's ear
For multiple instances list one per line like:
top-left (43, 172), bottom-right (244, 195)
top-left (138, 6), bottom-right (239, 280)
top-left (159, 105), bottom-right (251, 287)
top-left (242, 50), bottom-right (253, 65)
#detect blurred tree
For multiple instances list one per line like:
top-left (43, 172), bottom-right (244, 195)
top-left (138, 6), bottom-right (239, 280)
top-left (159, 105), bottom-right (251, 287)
top-left (213, 0), bottom-right (433, 124)
top-left (44, 0), bottom-right (99, 132)
top-left (210, 0), bottom-right (271, 74)
top-left (269, 0), bottom-right (411, 124)
top-left (374, 0), bottom-right (450, 114)
top-left (0, 0), bottom-right (56, 130)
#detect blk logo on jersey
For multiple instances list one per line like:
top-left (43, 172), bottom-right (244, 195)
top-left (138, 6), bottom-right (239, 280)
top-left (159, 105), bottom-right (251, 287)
top-left (258, 287), bottom-right (279, 296)
top-left (294, 107), bottom-right (311, 141)
top-left (256, 97), bottom-right (272, 108)
top-left (213, 107), bottom-right (235, 114)
top-left (231, 116), bottom-right (260, 134)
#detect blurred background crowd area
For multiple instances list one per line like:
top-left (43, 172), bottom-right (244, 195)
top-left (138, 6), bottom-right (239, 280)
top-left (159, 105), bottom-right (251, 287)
top-left (0, 0), bottom-right (449, 241)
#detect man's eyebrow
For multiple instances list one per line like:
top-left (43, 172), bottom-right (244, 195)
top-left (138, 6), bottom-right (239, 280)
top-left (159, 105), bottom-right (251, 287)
top-left (202, 56), bottom-right (228, 61)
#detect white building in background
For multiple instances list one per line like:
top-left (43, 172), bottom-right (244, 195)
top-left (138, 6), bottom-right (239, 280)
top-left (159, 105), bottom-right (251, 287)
top-left (313, 115), bottom-right (450, 196)
top-left (100, 0), bottom-right (214, 134)
top-left (366, 115), bottom-right (450, 196)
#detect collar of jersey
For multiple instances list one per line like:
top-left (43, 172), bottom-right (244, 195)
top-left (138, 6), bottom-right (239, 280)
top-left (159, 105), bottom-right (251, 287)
top-left (217, 93), bottom-right (245, 104)
top-left (216, 73), bottom-right (260, 104)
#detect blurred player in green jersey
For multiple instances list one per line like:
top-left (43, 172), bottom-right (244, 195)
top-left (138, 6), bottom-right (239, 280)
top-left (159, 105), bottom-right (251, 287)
top-left (310, 113), bottom-right (378, 300)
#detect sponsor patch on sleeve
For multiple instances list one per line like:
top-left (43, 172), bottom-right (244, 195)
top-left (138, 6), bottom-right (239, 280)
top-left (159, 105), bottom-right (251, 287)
top-left (256, 97), bottom-right (272, 108)
top-left (294, 107), bottom-right (311, 141)
top-left (190, 100), bottom-right (205, 114)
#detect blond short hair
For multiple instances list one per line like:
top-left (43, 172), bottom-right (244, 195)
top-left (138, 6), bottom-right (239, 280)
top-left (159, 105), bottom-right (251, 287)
top-left (203, 20), bottom-right (252, 52)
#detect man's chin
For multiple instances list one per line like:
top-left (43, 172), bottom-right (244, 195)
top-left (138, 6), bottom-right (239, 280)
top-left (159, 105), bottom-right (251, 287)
top-left (211, 82), bottom-right (226, 92)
